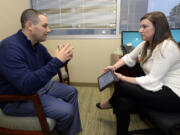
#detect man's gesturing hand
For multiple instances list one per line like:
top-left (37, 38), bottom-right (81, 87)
top-left (55, 43), bottom-right (74, 63)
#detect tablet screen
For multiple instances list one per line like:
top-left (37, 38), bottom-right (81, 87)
top-left (98, 70), bottom-right (118, 91)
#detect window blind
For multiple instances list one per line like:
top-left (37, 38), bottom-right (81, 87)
top-left (31, 0), bottom-right (180, 38)
top-left (32, 0), bottom-right (116, 29)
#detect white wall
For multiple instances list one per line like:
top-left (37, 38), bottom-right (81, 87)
top-left (43, 39), bottom-right (121, 83)
top-left (0, 0), bottom-right (30, 40)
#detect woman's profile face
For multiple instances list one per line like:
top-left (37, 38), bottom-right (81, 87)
top-left (139, 19), bottom-right (155, 44)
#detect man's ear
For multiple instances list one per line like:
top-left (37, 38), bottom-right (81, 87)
top-left (25, 20), bottom-right (33, 31)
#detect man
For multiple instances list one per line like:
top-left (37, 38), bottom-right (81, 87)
top-left (0, 9), bottom-right (82, 135)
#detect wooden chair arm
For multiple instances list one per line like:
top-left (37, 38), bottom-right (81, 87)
top-left (0, 94), bottom-right (36, 102)
top-left (0, 93), bottom-right (49, 135)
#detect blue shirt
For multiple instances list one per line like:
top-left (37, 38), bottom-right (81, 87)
top-left (0, 30), bottom-right (64, 95)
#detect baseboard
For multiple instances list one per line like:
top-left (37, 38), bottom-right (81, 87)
top-left (70, 82), bottom-right (98, 87)
top-left (70, 82), bottom-right (115, 92)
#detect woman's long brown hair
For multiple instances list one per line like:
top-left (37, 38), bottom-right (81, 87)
top-left (140, 11), bottom-right (178, 65)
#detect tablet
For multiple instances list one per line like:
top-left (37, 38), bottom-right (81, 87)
top-left (97, 70), bottom-right (118, 91)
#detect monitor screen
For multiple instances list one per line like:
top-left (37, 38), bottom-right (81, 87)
top-left (121, 31), bottom-right (142, 48)
top-left (171, 29), bottom-right (180, 43)
top-left (122, 29), bottom-right (180, 48)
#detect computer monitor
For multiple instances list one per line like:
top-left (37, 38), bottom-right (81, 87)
top-left (121, 28), bottom-right (180, 48)
top-left (171, 28), bottom-right (180, 43)
top-left (121, 31), bottom-right (142, 48)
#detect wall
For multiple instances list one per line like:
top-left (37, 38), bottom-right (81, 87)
top-left (0, 0), bottom-right (121, 84)
top-left (43, 39), bottom-right (121, 84)
top-left (0, 0), bottom-right (30, 40)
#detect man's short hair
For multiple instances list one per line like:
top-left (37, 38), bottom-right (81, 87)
top-left (20, 9), bottom-right (43, 28)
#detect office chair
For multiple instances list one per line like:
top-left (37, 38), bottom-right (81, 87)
top-left (128, 108), bottom-right (180, 135)
top-left (0, 93), bottom-right (56, 135)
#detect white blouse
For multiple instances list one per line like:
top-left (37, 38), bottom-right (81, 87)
top-left (122, 39), bottom-right (180, 97)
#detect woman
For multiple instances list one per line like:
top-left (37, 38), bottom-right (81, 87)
top-left (96, 11), bottom-right (180, 135)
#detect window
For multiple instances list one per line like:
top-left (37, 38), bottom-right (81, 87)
top-left (31, 0), bottom-right (119, 38)
top-left (119, 0), bottom-right (148, 31)
top-left (31, 0), bottom-right (180, 38)
top-left (148, 0), bottom-right (180, 28)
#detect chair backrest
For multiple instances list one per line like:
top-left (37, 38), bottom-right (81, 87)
top-left (58, 64), bottom-right (70, 85)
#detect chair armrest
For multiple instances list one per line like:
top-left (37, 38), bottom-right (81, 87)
top-left (0, 94), bottom-right (37, 102)
top-left (0, 94), bottom-right (49, 134)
